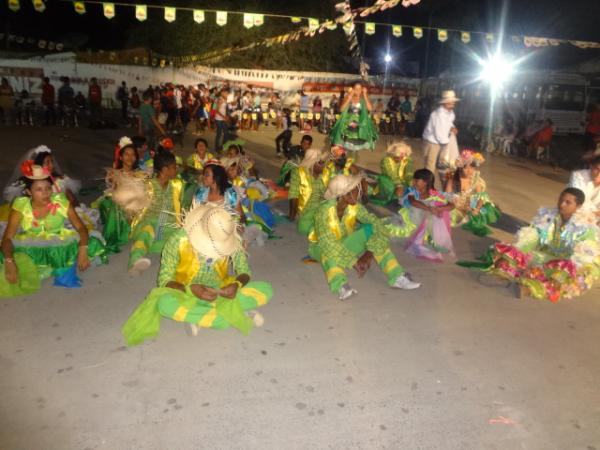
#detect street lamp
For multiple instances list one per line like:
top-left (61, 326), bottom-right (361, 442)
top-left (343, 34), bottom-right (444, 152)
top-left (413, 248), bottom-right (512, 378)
top-left (384, 53), bottom-right (392, 64)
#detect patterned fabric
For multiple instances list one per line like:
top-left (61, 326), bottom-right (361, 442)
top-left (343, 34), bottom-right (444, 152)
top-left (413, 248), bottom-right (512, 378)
top-left (11, 193), bottom-right (71, 239)
top-left (380, 156), bottom-right (413, 188)
top-left (329, 98), bottom-right (378, 151)
top-left (186, 152), bottom-right (215, 171)
top-left (320, 158), bottom-right (355, 188)
top-left (194, 185), bottom-right (239, 210)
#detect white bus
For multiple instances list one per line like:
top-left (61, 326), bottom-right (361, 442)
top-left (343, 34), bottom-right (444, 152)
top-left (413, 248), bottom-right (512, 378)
top-left (420, 71), bottom-right (588, 135)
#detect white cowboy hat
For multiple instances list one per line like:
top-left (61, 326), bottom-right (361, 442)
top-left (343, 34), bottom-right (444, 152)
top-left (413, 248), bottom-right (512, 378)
top-left (324, 174), bottom-right (363, 200)
top-left (386, 141), bottom-right (412, 158)
top-left (183, 202), bottom-right (243, 260)
top-left (439, 90), bottom-right (460, 104)
top-left (299, 148), bottom-right (327, 170)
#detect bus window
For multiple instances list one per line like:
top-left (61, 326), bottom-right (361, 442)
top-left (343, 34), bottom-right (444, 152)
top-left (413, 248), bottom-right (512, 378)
top-left (543, 84), bottom-right (585, 111)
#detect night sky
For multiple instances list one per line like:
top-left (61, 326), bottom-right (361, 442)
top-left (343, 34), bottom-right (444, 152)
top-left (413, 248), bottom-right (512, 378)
top-left (2, 0), bottom-right (600, 76)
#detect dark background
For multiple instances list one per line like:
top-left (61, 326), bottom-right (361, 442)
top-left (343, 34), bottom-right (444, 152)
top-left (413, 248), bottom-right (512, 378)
top-left (2, 0), bottom-right (600, 75)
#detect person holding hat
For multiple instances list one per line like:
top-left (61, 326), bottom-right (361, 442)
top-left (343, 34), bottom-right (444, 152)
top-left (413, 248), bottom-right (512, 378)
top-left (121, 202), bottom-right (273, 345)
top-left (308, 174), bottom-right (420, 300)
top-left (370, 141), bottom-right (414, 206)
top-left (444, 150), bottom-right (500, 236)
top-left (288, 148), bottom-right (327, 232)
top-left (0, 163), bottom-right (107, 297)
top-left (422, 90), bottom-right (460, 178)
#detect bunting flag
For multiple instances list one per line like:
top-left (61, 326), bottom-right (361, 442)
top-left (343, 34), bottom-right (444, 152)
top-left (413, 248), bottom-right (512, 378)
top-left (135, 4), bottom-right (147, 21)
top-left (8, 0), bottom-right (20, 12)
top-left (308, 18), bottom-right (319, 32)
top-left (216, 11), bottom-right (227, 26)
top-left (343, 21), bottom-right (353, 35)
top-left (326, 20), bottom-right (337, 30)
top-left (291, 17), bottom-right (301, 24)
top-left (164, 7), bottom-right (176, 22)
top-left (103, 2), bottom-right (114, 19)
top-left (485, 33), bottom-right (494, 43)
top-left (437, 29), bottom-right (448, 42)
top-left (193, 10), bottom-right (204, 24)
top-left (32, 0), bottom-right (45, 12)
top-left (243, 13), bottom-right (254, 28)
top-left (461, 31), bottom-right (471, 44)
top-left (73, 1), bottom-right (86, 14)
top-left (365, 22), bottom-right (376, 35)
top-left (254, 14), bottom-right (264, 27)
top-left (413, 27), bottom-right (423, 39)
top-left (392, 25), bottom-right (402, 37)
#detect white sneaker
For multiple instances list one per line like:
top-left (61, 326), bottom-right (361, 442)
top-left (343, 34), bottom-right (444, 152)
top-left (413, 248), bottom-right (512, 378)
top-left (128, 257), bottom-right (151, 276)
top-left (338, 283), bottom-right (357, 300)
top-left (392, 274), bottom-right (421, 290)
top-left (248, 310), bottom-right (265, 327)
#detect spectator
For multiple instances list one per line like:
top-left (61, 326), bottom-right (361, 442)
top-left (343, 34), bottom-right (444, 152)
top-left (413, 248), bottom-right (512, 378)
top-left (585, 103), bottom-right (600, 151)
top-left (88, 77), bottom-right (103, 126)
top-left (117, 81), bottom-right (129, 121)
top-left (214, 88), bottom-right (231, 152)
top-left (422, 90), bottom-right (459, 179)
top-left (299, 90), bottom-right (309, 131)
top-left (138, 92), bottom-right (165, 150)
top-left (0, 77), bottom-right (14, 124)
top-left (528, 118), bottom-right (554, 162)
top-left (41, 77), bottom-right (56, 126)
top-left (400, 94), bottom-right (412, 121)
top-left (58, 77), bottom-right (76, 127)
top-left (275, 108), bottom-right (293, 156)
top-left (130, 86), bottom-right (141, 128)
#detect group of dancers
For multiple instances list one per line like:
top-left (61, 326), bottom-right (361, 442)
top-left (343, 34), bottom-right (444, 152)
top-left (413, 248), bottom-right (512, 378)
top-left (0, 87), bottom-right (599, 346)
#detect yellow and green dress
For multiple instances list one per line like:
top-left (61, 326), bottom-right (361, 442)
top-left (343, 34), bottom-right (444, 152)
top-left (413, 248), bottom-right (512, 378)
top-left (370, 156), bottom-right (413, 206)
top-left (128, 177), bottom-right (183, 268)
top-left (186, 152), bottom-right (215, 171)
top-left (122, 228), bottom-right (273, 345)
top-left (308, 199), bottom-right (406, 293)
top-left (0, 193), bottom-right (107, 297)
top-left (288, 166), bottom-right (325, 236)
top-left (320, 158), bottom-right (355, 189)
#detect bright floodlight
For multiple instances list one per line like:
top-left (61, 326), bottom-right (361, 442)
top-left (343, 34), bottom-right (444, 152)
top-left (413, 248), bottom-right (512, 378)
top-left (384, 53), bottom-right (392, 63)
top-left (480, 53), bottom-right (515, 88)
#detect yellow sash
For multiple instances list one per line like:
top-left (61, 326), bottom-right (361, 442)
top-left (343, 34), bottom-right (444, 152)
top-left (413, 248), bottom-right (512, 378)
top-left (297, 167), bottom-right (313, 213)
top-left (171, 179), bottom-right (183, 224)
top-left (175, 238), bottom-right (231, 286)
top-left (321, 158), bottom-right (355, 187)
top-left (308, 203), bottom-right (358, 243)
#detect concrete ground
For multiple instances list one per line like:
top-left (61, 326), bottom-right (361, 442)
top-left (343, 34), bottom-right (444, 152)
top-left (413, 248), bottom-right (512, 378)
top-left (0, 125), bottom-right (599, 450)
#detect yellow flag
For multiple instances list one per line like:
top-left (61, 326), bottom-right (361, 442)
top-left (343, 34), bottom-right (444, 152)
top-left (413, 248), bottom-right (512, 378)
top-left (461, 32), bottom-right (471, 44)
top-left (326, 21), bottom-right (337, 30)
top-left (308, 18), bottom-right (319, 32)
top-left (135, 4), bottom-right (147, 21)
top-left (193, 10), bottom-right (204, 23)
top-left (413, 27), bottom-right (423, 39)
top-left (365, 23), bottom-right (375, 35)
top-left (103, 3), bottom-right (114, 19)
top-left (73, 1), bottom-right (86, 14)
top-left (164, 7), bottom-right (176, 22)
top-left (485, 33), bottom-right (494, 43)
top-left (33, 0), bottom-right (45, 12)
top-left (254, 14), bottom-right (264, 27)
top-left (392, 25), bottom-right (402, 37)
top-left (291, 17), bottom-right (301, 24)
top-left (8, 0), bottom-right (20, 12)
top-left (243, 13), bottom-right (254, 28)
top-left (216, 11), bottom-right (227, 26)
top-left (437, 29), bottom-right (448, 42)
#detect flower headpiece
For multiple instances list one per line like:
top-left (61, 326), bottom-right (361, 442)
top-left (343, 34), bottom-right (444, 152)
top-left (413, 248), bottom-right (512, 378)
top-left (20, 160), bottom-right (51, 179)
top-left (330, 145), bottom-right (346, 159)
top-left (160, 137), bottom-right (174, 150)
top-left (455, 149), bottom-right (485, 168)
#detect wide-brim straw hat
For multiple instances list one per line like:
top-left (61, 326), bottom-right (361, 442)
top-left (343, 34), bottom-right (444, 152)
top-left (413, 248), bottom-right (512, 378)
top-left (220, 156), bottom-right (240, 169)
top-left (439, 90), bottom-right (460, 104)
top-left (111, 172), bottom-right (151, 217)
top-left (324, 174), bottom-right (363, 200)
top-left (24, 164), bottom-right (52, 180)
top-left (183, 202), bottom-right (243, 260)
top-left (300, 148), bottom-right (326, 169)
top-left (386, 141), bottom-right (412, 158)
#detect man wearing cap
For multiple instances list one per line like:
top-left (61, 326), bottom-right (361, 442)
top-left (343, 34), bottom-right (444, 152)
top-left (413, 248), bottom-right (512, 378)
top-left (308, 174), bottom-right (420, 300)
top-left (122, 203), bottom-right (273, 345)
top-left (422, 90), bottom-right (459, 178)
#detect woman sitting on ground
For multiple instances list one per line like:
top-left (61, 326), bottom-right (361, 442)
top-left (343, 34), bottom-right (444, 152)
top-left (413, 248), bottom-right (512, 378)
top-left (194, 163), bottom-right (242, 216)
top-left (0, 164), bottom-right (107, 297)
top-left (444, 150), bottom-right (500, 236)
top-left (461, 188), bottom-right (600, 302)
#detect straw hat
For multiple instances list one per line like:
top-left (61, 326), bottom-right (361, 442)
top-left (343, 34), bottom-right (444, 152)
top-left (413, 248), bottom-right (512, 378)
top-left (439, 90), bottom-right (460, 104)
top-left (300, 148), bottom-right (326, 170)
top-left (111, 172), bottom-right (151, 217)
top-left (183, 202), bottom-right (243, 260)
top-left (324, 174), bottom-right (363, 200)
top-left (220, 156), bottom-right (240, 169)
top-left (386, 141), bottom-right (412, 158)
top-left (23, 164), bottom-right (52, 180)
top-left (118, 136), bottom-right (133, 149)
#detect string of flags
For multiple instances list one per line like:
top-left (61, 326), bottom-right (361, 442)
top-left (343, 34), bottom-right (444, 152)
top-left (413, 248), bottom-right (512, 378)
top-left (0, 32), bottom-right (64, 51)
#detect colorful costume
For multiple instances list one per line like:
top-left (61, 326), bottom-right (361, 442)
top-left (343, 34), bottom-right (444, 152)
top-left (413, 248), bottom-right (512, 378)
top-left (400, 187), bottom-right (454, 262)
top-left (0, 193), bottom-right (107, 297)
top-left (122, 228), bottom-right (273, 345)
top-left (329, 98), bottom-right (378, 152)
top-left (128, 178), bottom-right (183, 268)
top-left (194, 185), bottom-right (239, 210)
top-left (447, 171), bottom-right (500, 236)
top-left (308, 200), bottom-right (406, 293)
top-left (370, 155), bottom-right (413, 206)
top-left (461, 208), bottom-right (600, 302)
top-left (186, 152), bottom-right (215, 171)
top-left (288, 166), bottom-right (325, 236)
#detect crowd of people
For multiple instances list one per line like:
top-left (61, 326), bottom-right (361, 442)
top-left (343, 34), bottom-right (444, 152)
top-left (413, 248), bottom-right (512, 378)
top-left (0, 84), bottom-right (598, 347)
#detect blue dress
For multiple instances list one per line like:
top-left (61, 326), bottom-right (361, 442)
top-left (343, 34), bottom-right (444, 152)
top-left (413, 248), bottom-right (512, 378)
top-left (194, 185), bottom-right (238, 210)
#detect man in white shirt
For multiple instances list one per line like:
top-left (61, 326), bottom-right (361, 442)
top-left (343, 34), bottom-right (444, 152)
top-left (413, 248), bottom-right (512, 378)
top-left (569, 155), bottom-right (600, 223)
top-left (422, 90), bottom-right (459, 176)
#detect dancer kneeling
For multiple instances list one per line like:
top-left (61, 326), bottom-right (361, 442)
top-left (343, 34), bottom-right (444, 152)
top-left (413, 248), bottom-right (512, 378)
top-left (308, 174), bottom-right (420, 300)
top-left (0, 165), bottom-right (107, 297)
top-left (461, 188), bottom-right (600, 302)
top-left (122, 202), bottom-right (273, 345)
top-left (370, 141), bottom-right (413, 206)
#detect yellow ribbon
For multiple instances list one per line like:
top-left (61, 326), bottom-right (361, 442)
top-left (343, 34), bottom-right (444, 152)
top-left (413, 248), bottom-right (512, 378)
top-left (309, 203), bottom-right (358, 243)
top-left (171, 179), bottom-right (183, 224)
top-left (297, 167), bottom-right (313, 213)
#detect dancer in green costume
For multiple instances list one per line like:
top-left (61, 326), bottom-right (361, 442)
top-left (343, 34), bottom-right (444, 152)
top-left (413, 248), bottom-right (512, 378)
top-left (307, 174), bottom-right (420, 301)
top-left (329, 82), bottom-right (378, 153)
top-left (0, 164), bottom-right (107, 297)
top-left (369, 141), bottom-right (413, 206)
top-left (122, 202), bottom-right (273, 345)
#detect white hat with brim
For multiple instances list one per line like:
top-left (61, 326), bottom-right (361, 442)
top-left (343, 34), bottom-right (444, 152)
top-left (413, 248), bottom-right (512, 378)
top-left (439, 90), bottom-right (460, 104)
top-left (324, 174), bottom-right (363, 200)
top-left (183, 202), bottom-right (243, 260)
top-left (300, 148), bottom-right (327, 170)
top-left (24, 164), bottom-right (52, 180)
